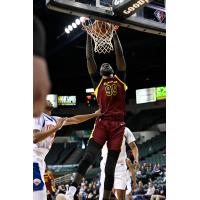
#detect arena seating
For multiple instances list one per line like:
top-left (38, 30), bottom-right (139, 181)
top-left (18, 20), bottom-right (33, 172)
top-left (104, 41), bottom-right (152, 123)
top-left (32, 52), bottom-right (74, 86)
top-left (45, 143), bottom-right (77, 165)
top-left (137, 132), bottom-right (166, 159)
top-left (45, 143), bottom-right (64, 165)
top-left (64, 148), bottom-right (85, 164)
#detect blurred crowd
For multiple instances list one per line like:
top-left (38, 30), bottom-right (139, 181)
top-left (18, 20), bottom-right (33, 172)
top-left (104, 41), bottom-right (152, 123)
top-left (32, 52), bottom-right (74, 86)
top-left (46, 163), bottom-right (166, 200)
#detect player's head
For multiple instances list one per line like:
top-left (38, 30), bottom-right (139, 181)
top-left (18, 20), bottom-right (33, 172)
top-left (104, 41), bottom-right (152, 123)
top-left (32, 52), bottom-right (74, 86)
top-left (45, 100), bottom-right (53, 115)
top-left (100, 63), bottom-right (114, 77)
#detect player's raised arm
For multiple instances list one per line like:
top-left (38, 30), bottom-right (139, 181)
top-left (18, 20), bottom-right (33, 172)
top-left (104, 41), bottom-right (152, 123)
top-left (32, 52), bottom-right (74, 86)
top-left (86, 34), bottom-right (101, 89)
top-left (113, 31), bottom-right (126, 72)
top-left (63, 109), bottom-right (102, 125)
top-left (86, 34), bottom-right (98, 75)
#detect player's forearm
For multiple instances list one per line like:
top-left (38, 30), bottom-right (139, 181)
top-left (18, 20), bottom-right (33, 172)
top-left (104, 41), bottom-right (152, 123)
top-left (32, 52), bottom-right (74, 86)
top-left (33, 127), bottom-right (58, 143)
top-left (132, 148), bottom-right (139, 162)
top-left (86, 35), bottom-right (97, 74)
top-left (129, 142), bottom-right (139, 162)
top-left (132, 170), bottom-right (137, 190)
top-left (86, 34), bottom-right (94, 58)
top-left (113, 32), bottom-right (126, 71)
top-left (64, 112), bottom-right (99, 125)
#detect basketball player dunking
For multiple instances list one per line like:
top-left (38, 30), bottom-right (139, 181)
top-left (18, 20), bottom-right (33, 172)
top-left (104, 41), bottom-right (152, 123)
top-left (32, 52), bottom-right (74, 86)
top-left (58, 31), bottom-right (127, 200)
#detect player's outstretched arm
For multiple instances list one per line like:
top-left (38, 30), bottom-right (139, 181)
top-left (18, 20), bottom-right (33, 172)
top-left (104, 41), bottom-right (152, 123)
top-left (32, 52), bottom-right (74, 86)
top-left (113, 31), bottom-right (126, 72)
top-left (86, 34), bottom-right (98, 75)
top-left (33, 118), bottom-right (65, 143)
top-left (63, 109), bottom-right (102, 125)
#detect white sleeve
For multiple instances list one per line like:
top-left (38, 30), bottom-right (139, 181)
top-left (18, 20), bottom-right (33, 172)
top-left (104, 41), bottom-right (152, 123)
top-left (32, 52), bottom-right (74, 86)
top-left (124, 127), bottom-right (136, 144)
top-left (52, 116), bottom-right (60, 122)
top-left (33, 116), bottom-right (44, 131)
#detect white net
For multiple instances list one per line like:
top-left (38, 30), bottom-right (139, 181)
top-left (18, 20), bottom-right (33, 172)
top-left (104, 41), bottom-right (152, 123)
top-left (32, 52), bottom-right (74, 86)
top-left (82, 18), bottom-right (118, 54)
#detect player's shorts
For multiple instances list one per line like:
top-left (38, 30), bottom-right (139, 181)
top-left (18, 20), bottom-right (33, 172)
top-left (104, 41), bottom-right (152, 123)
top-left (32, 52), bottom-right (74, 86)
top-left (33, 157), bottom-right (47, 200)
top-left (90, 118), bottom-right (125, 151)
top-left (99, 162), bottom-right (128, 200)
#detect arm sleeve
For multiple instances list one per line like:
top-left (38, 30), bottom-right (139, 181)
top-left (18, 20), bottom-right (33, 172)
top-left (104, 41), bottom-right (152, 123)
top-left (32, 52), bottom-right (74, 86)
top-left (125, 127), bottom-right (136, 144)
top-left (52, 116), bottom-right (60, 123)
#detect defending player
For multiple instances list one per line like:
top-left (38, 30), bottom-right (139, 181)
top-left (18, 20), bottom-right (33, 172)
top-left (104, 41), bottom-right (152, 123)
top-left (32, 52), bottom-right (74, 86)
top-left (99, 127), bottom-right (139, 200)
top-left (61, 31), bottom-right (127, 200)
top-left (33, 100), bottom-right (102, 200)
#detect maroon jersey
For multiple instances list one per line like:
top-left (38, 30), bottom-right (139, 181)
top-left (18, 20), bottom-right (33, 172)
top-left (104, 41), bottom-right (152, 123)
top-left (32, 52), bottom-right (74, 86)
top-left (94, 75), bottom-right (127, 120)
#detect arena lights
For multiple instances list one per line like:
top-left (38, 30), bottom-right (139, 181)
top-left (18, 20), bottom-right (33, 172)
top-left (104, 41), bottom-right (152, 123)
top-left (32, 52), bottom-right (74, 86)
top-left (64, 28), bottom-right (70, 34)
top-left (72, 22), bottom-right (77, 28)
top-left (80, 16), bottom-right (85, 22)
top-left (75, 18), bottom-right (81, 25)
top-left (68, 25), bottom-right (73, 31)
top-left (64, 16), bottom-right (85, 35)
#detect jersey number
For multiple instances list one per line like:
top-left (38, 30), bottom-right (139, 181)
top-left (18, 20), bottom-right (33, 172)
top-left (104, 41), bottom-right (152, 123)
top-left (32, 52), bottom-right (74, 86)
top-left (105, 84), bottom-right (117, 96)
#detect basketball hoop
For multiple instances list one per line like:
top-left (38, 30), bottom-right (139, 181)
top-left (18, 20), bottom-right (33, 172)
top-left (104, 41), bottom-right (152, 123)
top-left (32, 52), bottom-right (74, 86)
top-left (82, 18), bottom-right (119, 54)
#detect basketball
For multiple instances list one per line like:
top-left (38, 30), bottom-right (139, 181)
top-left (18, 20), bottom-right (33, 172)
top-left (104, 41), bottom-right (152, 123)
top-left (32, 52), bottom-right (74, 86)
top-left (92, 20), bottom-right (112, 35)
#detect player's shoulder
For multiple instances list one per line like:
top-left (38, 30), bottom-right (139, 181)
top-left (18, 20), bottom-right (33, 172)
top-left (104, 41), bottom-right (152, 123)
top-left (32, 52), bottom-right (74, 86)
top-left (43, 113), bottom-right (53, 120)
top-left (125, 127), bottom-right (132, 135)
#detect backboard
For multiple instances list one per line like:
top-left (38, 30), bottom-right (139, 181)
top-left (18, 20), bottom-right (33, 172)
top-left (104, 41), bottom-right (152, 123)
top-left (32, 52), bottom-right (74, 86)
top-left (46, 0), bottom-right (166, 36)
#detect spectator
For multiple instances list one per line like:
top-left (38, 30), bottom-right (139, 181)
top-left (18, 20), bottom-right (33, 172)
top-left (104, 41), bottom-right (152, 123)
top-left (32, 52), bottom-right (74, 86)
top-left (144, 182), bottom-right (155, 200)
top-left (150, 184), bottom-right (166, 200)
top-left (55, 185), bottom-right (66, 195)
top-left (133, 181), bottom-right (146, 200)
top-left (134, 181), bottom-right (146, 195)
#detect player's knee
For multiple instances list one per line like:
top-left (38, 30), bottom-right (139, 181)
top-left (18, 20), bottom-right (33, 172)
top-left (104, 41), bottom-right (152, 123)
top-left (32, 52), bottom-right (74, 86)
top-left (105, 150), bottom-right (120, 175)
top-left (77, 145), bottom-right (100, 175)
top-left (82, 150), bottom-right (94, 164)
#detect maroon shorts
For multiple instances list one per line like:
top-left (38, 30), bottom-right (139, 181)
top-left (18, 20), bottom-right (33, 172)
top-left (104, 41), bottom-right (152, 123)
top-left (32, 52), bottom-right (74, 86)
top-left (90, 118), bottom-right (125, 151)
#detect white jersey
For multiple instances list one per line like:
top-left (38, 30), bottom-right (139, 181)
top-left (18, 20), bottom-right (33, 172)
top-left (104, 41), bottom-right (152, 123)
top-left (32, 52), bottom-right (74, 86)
top-left (33, 113), bottom-right (59, 200)
top-left (101, 127), bottom-right (136, 165)
top-left (33, 113), bottom-right (59, 160)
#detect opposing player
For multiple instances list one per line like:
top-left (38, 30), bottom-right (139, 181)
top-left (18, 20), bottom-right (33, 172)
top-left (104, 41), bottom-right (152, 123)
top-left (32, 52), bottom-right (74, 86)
top-left (33, 100), bottom-right (102, 200)
top-left (61, 30), bottom-right (127, 200)
top-left (99, 127), bottom-right (139, 200)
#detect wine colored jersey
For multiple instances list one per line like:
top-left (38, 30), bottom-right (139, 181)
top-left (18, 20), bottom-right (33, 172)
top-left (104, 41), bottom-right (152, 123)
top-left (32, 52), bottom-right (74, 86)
top-left (92, 72), bottom-right (127, 120)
